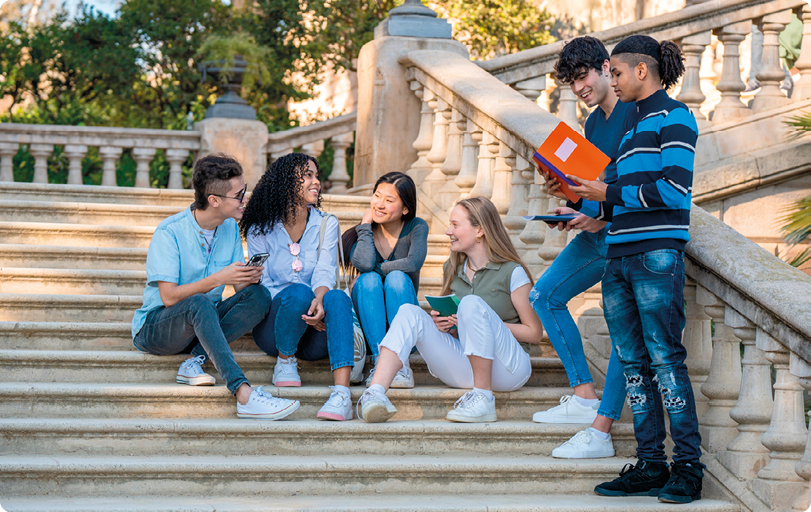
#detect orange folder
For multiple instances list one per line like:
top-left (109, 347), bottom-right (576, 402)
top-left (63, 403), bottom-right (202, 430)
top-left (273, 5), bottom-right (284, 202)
top-left (532, 121), bottom-right (610, 203)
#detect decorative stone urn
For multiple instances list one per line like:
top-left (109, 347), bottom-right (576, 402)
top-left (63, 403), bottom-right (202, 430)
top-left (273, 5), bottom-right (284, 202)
top-left (199, 55), bottom-right (257, 120)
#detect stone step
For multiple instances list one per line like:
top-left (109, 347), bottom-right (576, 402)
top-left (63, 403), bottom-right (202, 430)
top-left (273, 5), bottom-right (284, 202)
top-left (0, 454), bottom-right (637, 497)
top-left (0, 350), bottom-right (569, 388)
top-left (0, 418), bottom-right (636, 457)
top-left (0, 495), bottom-right (740, 512)
top-left (0, 383), bottom-right (572, 420)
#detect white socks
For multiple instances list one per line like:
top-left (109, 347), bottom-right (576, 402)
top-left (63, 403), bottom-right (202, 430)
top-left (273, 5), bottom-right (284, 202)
top-left (588, 427), bottom-right (610, 441)
top-left (474, 387), bottom-right (494, 401)
top-left (368, 384), bottom-right (386, 395)
top-left (573, 395), bottom-right (600, 407)
top-left (333, 385), bottom-right (351, 397)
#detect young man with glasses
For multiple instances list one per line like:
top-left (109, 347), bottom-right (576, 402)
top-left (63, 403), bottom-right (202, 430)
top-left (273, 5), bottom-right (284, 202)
top-left (132, 154), bottom-right (300, 420)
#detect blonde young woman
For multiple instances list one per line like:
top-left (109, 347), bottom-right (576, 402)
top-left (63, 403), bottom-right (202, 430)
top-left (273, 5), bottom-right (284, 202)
top-left (357, 196), bottom-right (543, 423)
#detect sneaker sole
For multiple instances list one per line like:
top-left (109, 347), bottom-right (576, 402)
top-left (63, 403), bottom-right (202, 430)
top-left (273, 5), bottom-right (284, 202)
top-left (236, 400), bottom-right (300, 420)
top-left (531, 415), bottom-right (597, 424)
top-left (594, 487), bottom-right (662, 497)
top-left (658, 493), bottom-right (701, 504)
top-left (445, 412), bottom-right (497, 423)
top-left (272, 380), bottom-right (301, 387)
top-left (317, 411), bottom-right (353, 421)
top-left (176, 376), bottom-right (215, 386)
top-left (362, 404), bottom-right (397, 423)
top-left (552, 449), bottom-right (615, 459)
top-left (389, 381), bottom-right (414, 389)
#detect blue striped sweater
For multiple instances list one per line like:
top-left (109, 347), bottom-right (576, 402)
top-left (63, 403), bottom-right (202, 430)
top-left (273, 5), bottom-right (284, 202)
top-left (596, 89), bottom-right (698, 258)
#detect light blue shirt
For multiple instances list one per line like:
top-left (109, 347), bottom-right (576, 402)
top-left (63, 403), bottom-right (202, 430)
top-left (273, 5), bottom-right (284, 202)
top-left (246, 206), bottom-right (339, 298)
top-left (131, 207), bottom-right (245, 339)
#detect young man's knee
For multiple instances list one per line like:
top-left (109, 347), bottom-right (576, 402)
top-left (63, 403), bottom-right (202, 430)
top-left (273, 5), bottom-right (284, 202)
top-left (623, 370), bottom-right (651, 413)
top-left (652, 369), bottom-right (690, 414)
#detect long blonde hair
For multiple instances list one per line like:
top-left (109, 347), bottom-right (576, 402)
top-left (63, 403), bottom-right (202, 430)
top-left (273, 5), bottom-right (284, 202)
top-left (441, 196), bottom-right (534, 295)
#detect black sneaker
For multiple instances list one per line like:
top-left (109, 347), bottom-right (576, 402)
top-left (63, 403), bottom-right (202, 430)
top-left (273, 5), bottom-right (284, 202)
top-left (595, 460), bottom-right (670, 497)
top-left (658, 462), bottom-right (703, 503)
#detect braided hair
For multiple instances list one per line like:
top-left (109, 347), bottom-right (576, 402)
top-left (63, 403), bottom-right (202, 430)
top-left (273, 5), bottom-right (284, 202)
top-left (239, 152), bottom-right (322, 238)
top-left (611, 35), bottom-right (685, 90)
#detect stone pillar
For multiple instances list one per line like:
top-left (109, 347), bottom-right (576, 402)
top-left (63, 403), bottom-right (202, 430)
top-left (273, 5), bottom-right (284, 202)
top-left (64, 145), bottom-right (88, 186)
top-left (718, 308), bottom-right (773, 480)
top-left (792, 354), bottom-right (811, 512)
top-left (327, 133), bottom-right (353, 195)
top-left (30, 144), bottom-right (54, 184)
top-left (132, 147), bottom-right (156, 189)
top-left (424, 96), bottom-right (450, 196)
top-left (537, 195), bottom-right (567, 272)
top-left (195, 118), bottom-right (269, 188)
top-left (165, 149), bottom-right (189, 190)
top-left (454, 119), bottom-right (479, 198)
top-left (354, 0), bottom-right (468, 188)
top-left (438, 108), bottom-right (464, 206)
top-left (99, 146), bottom-right (122, 187)
top-left (490, 141), bottom-right (514, 216)
top-left (696, 286), bottom-right (741, 453)
top-left (470, 130), bottom-right (497, 198)
top-left (0, 143), bottom-right (17, 182)
top-left (514, 76), bottom-right (547, 103)
top-left (712, 22), bottom-right (752, 123)
top-left (682, 279), bottom-right (712, 418)
top-left (503, 155), bottom-right (530, 251)
top-left (407, 83), bottom-right (435, 183)
top-left (677, 31), bottom-right (711, 126)
top-left (538, 77), bottom-right (555, 112)
top-left (301, 140), bottom-right (325, 159)
top-left (557, 84), bottom-right (580, 131)
top-left (519, 167), bottom-right (547, 278)
top-left (749, 331), bottom-right (807, 510)
top-left (793, 4), bottom-right (811, 100)
top-left (751, 10), bottom-right (793, 112)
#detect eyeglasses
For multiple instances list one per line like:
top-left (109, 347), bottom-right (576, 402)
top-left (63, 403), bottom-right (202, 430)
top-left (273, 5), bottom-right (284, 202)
top-left (210, 185), bottom-right (248, 203)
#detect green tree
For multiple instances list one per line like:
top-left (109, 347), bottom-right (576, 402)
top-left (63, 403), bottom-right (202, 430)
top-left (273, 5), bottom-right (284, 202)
top-left (780, 112), bottom-right (811, 268)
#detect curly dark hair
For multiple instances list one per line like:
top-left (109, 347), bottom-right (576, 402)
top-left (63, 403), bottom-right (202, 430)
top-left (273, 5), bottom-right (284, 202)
top-left (554, 36), bottom-right (610, 85)
top-left (192, 154), bottom-right (243, 210)
top-left (611, 35), bottom-right (685, 90)
top-left (239, 152), bottom-right (322, 238)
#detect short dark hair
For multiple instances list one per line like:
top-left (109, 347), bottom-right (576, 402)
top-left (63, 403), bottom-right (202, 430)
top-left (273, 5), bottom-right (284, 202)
top-left (373, 171), bottom-right (417, 223)
top-left (192, 154), bottom-right (243, 210)
top-left (554, 36), bottom-right (610, 85)
top-left (611, 35), bottom-right (685, 90)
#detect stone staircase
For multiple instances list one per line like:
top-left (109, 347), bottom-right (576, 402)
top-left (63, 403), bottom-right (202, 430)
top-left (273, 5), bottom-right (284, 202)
top-left (0, 182), bottom-right (740, 511)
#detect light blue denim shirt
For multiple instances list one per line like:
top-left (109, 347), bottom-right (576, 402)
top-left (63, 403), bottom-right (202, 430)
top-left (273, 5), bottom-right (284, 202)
top-left (131, 207), bottom-right (245, 339)
top-left (246, 206), bottom-right (338, 298)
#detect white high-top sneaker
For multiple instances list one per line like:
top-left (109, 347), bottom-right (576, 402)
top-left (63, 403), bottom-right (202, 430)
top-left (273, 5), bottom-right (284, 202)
top-left (445, 390), bottom-right (497, 423)
top-left (390, 365), bottom-right (414, 388)
top-left (272, 356), bottom-right (301, 387)
top-left (357, 387), bottom-right (397, 423)
top-left (316, 386), bottom-right (353, 421)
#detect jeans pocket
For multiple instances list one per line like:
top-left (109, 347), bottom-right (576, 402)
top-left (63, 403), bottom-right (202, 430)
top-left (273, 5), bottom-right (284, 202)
top-left (642, 250), bottom-right (679, 275)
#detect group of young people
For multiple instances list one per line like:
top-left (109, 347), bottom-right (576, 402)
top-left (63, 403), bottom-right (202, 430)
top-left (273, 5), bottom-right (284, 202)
top-left (132, 34), bottom-right (703, 504)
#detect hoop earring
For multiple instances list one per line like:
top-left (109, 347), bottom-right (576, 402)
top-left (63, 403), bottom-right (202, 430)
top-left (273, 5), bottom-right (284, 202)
top-left (476, 236), bottom-right (482, 244)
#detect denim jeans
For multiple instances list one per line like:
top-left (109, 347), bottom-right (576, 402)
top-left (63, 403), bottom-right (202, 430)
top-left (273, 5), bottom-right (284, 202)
top-left (133, 284), bottom-right (271, 395)
top-left (602, 249), bottom-right (702, 464)
top-left (253, 283), bottom-right (354, 371)
top-left (529, 227), bottom-right (626, 421)
top-left (351, 270), bottom-right (419, 361)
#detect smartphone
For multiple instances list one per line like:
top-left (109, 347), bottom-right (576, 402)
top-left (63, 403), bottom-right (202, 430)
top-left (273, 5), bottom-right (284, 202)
top-left (246, 253), bottom-right (269, 267)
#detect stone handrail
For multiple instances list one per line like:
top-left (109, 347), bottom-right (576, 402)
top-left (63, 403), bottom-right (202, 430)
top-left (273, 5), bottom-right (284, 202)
top-left (401, 46), bottom-right (811, 511)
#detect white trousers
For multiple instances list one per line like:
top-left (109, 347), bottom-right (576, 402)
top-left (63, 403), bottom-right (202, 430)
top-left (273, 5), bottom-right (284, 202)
top-left (380, 296), bottom-right (532, 392)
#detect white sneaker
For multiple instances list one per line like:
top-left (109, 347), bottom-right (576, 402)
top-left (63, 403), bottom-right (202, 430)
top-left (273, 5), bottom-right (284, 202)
top-left (357, 387), bottom-right (397, 423)
top-left (176, 355), bottom-right (215, 386)
top-left (390, 365), bottom-right (414, 389)
top-left (365, 367), bottom-right (376, 387)
top-left (532, 395), bottom-right (599, 424)
top-left (272, 356), bottom-right (301, 387)
top-left (445, 390), bottom-right (497, 423)
top-left (236, 386), bottom-right (300, 420)
top-left (316, 386), bottom-right (353, 421)
top-left (552, 429), bottom-right (615, 459)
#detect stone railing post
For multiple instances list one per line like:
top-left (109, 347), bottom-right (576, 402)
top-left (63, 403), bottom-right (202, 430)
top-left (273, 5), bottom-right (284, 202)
top-left (454, 119), bottom-right (479, 198)
top-left (64, 145), bottom-right (88, 186)
top-left (408, 83), bottom-right (435, 182)
top-left (538, 77), bottom-right (555, 113)
top-left (751, 10), bottom-right (793, 112)
top-left (327, 134), bottom-right (353, 194)
top-left (519, 167), bottom-right (547, 277)
top-left (165, 149), bottom-right (189, 190)
top-left (792, 353), bottom-right (811, 512)
top-left (712, 22), bottom-right (752, 124)
top-left (537, 194), bottom-right (567, 272)
top-left (490, 141), bottom-right (515, 216)
top-left (503, 154), bottom-right (530, 251)
top-left (469, 130), bottom-right (497, 199)
top-left (682, 279), bottom-right (712, 418)
top-left (557, 83), bottom-right (580, 131)
top-left (438, 108), bottom-right (464, 206)
top-left (302, 140), bottom-right (325, 159)
top-left (99, 146), bottom-right (123, 187)
top-left (793, 3), bottom-right (811, 100)
top-left (718, 307), bottom-right (773, 480)
top-left (0, 143), bottom-right (17, 182)
top-left (424, 96), bottom-right (451, 196)
top-left (749, 330), bottom-right (807, 510)
top-left (133, 147), bottom-right (156, 188)
top-left (695, 285), bottom-right (741, 453)
top-left (514, 76), bottom-right (547, 104)
top-left (269, 148), bottom-right (294, 166)
top-left (677, 31), bottom-right (711, 126)
top-left (30, 144), bottom-right (54, 184)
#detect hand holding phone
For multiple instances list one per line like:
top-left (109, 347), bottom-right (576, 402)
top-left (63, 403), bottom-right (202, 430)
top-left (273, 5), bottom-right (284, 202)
top-left (246, 253), bottom-right (269, 267)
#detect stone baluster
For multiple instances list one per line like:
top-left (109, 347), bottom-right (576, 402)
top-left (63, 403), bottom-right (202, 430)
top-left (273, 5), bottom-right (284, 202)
top-left (792, 353), bottom-right (811, 512)
top-left (327, 133), bottom-right (354, 195)
top-left (699, 42), bottom-right (719, 115)
top-left (30, 144), bottom-right (54, 184)
top-left (793, 3), bottom-right (811, 100)
top-left (269, 148), bottom-right (294, 167)
top-left (166, 149), bottom-right (189, 189)
top-left (682, 279), bottom-right (713, 418)
top-left (514, 76), bottom-right (547, 104)
top-left (99, 146), bottom-right (123, 187)
top-left (438, 108), bottom-right (464, 206)
top-left (302, 140), bottom-right (325, 160)
top-left (537, 194), bottom-right (567, 272)
top-left (538, 76), bottom-right (555, 113)
top-left (469, 130), bottom-right (497, 199)
top-left (557, 83), bottom-right (580, 131)
top-left (519, 164), bottom-right (547, 277)
top-left (718, 307), bottom-right (773, 480)
top-left (132, 147), bottom-right (156, 188)
top-left (490, 141), bottom-right (515, 216)
top-left (0, 143), bottom-right (19, 182)
top-left (749, 330), bottom-right (807, 510)
top-left (408, 83), bottom-right (434, 182)
top-left (751, 10), bottom-right (793, 112)
top-left (455, 119), bottom-right (479, 198)
top-left (695, 286), bottom-right (741, 453)
top-left (504, 154), bottom-right (530, 251)
top-left (712, 22), bottom-right (753, 123)
top-left (64, 145), bottom-right (88, 186)
top-left (423, 96), bottom-right (450, 196)
top-left (677, 31), bottom-right (711, 126)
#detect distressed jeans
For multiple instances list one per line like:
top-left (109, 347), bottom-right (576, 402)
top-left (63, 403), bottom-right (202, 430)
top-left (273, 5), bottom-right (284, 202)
top-left (602, 249), bottom-right (702, 464)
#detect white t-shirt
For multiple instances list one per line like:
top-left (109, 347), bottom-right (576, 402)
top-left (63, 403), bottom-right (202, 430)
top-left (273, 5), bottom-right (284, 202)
top-left (463, 260), bottom-right (531, 292)
top-left (201, 228), bottom-right (216, 251)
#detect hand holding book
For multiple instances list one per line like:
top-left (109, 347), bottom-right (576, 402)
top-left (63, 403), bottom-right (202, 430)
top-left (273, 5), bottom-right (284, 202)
top-left (566, 175), bottom-right (608, 202)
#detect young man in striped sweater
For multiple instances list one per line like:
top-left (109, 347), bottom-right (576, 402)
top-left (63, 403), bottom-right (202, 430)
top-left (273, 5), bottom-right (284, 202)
top-left (568, 35), bottom-right (703, 504)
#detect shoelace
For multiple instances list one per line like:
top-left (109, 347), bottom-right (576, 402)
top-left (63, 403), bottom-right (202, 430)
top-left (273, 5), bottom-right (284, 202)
top-left (453, 391), bottom-right (483, 410)
top-left (566, 430), bottom-right (592, 447)
top-left (326, 386), bottom-right (349, 407)
top-left (618, 462), bottom-right (637, 478)
top-left (252, 386), bottom-right (286, 406)
top-left (278, 357), bottom-right (298, 374)
top-left (181, 355), bottom-right (206, 374)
